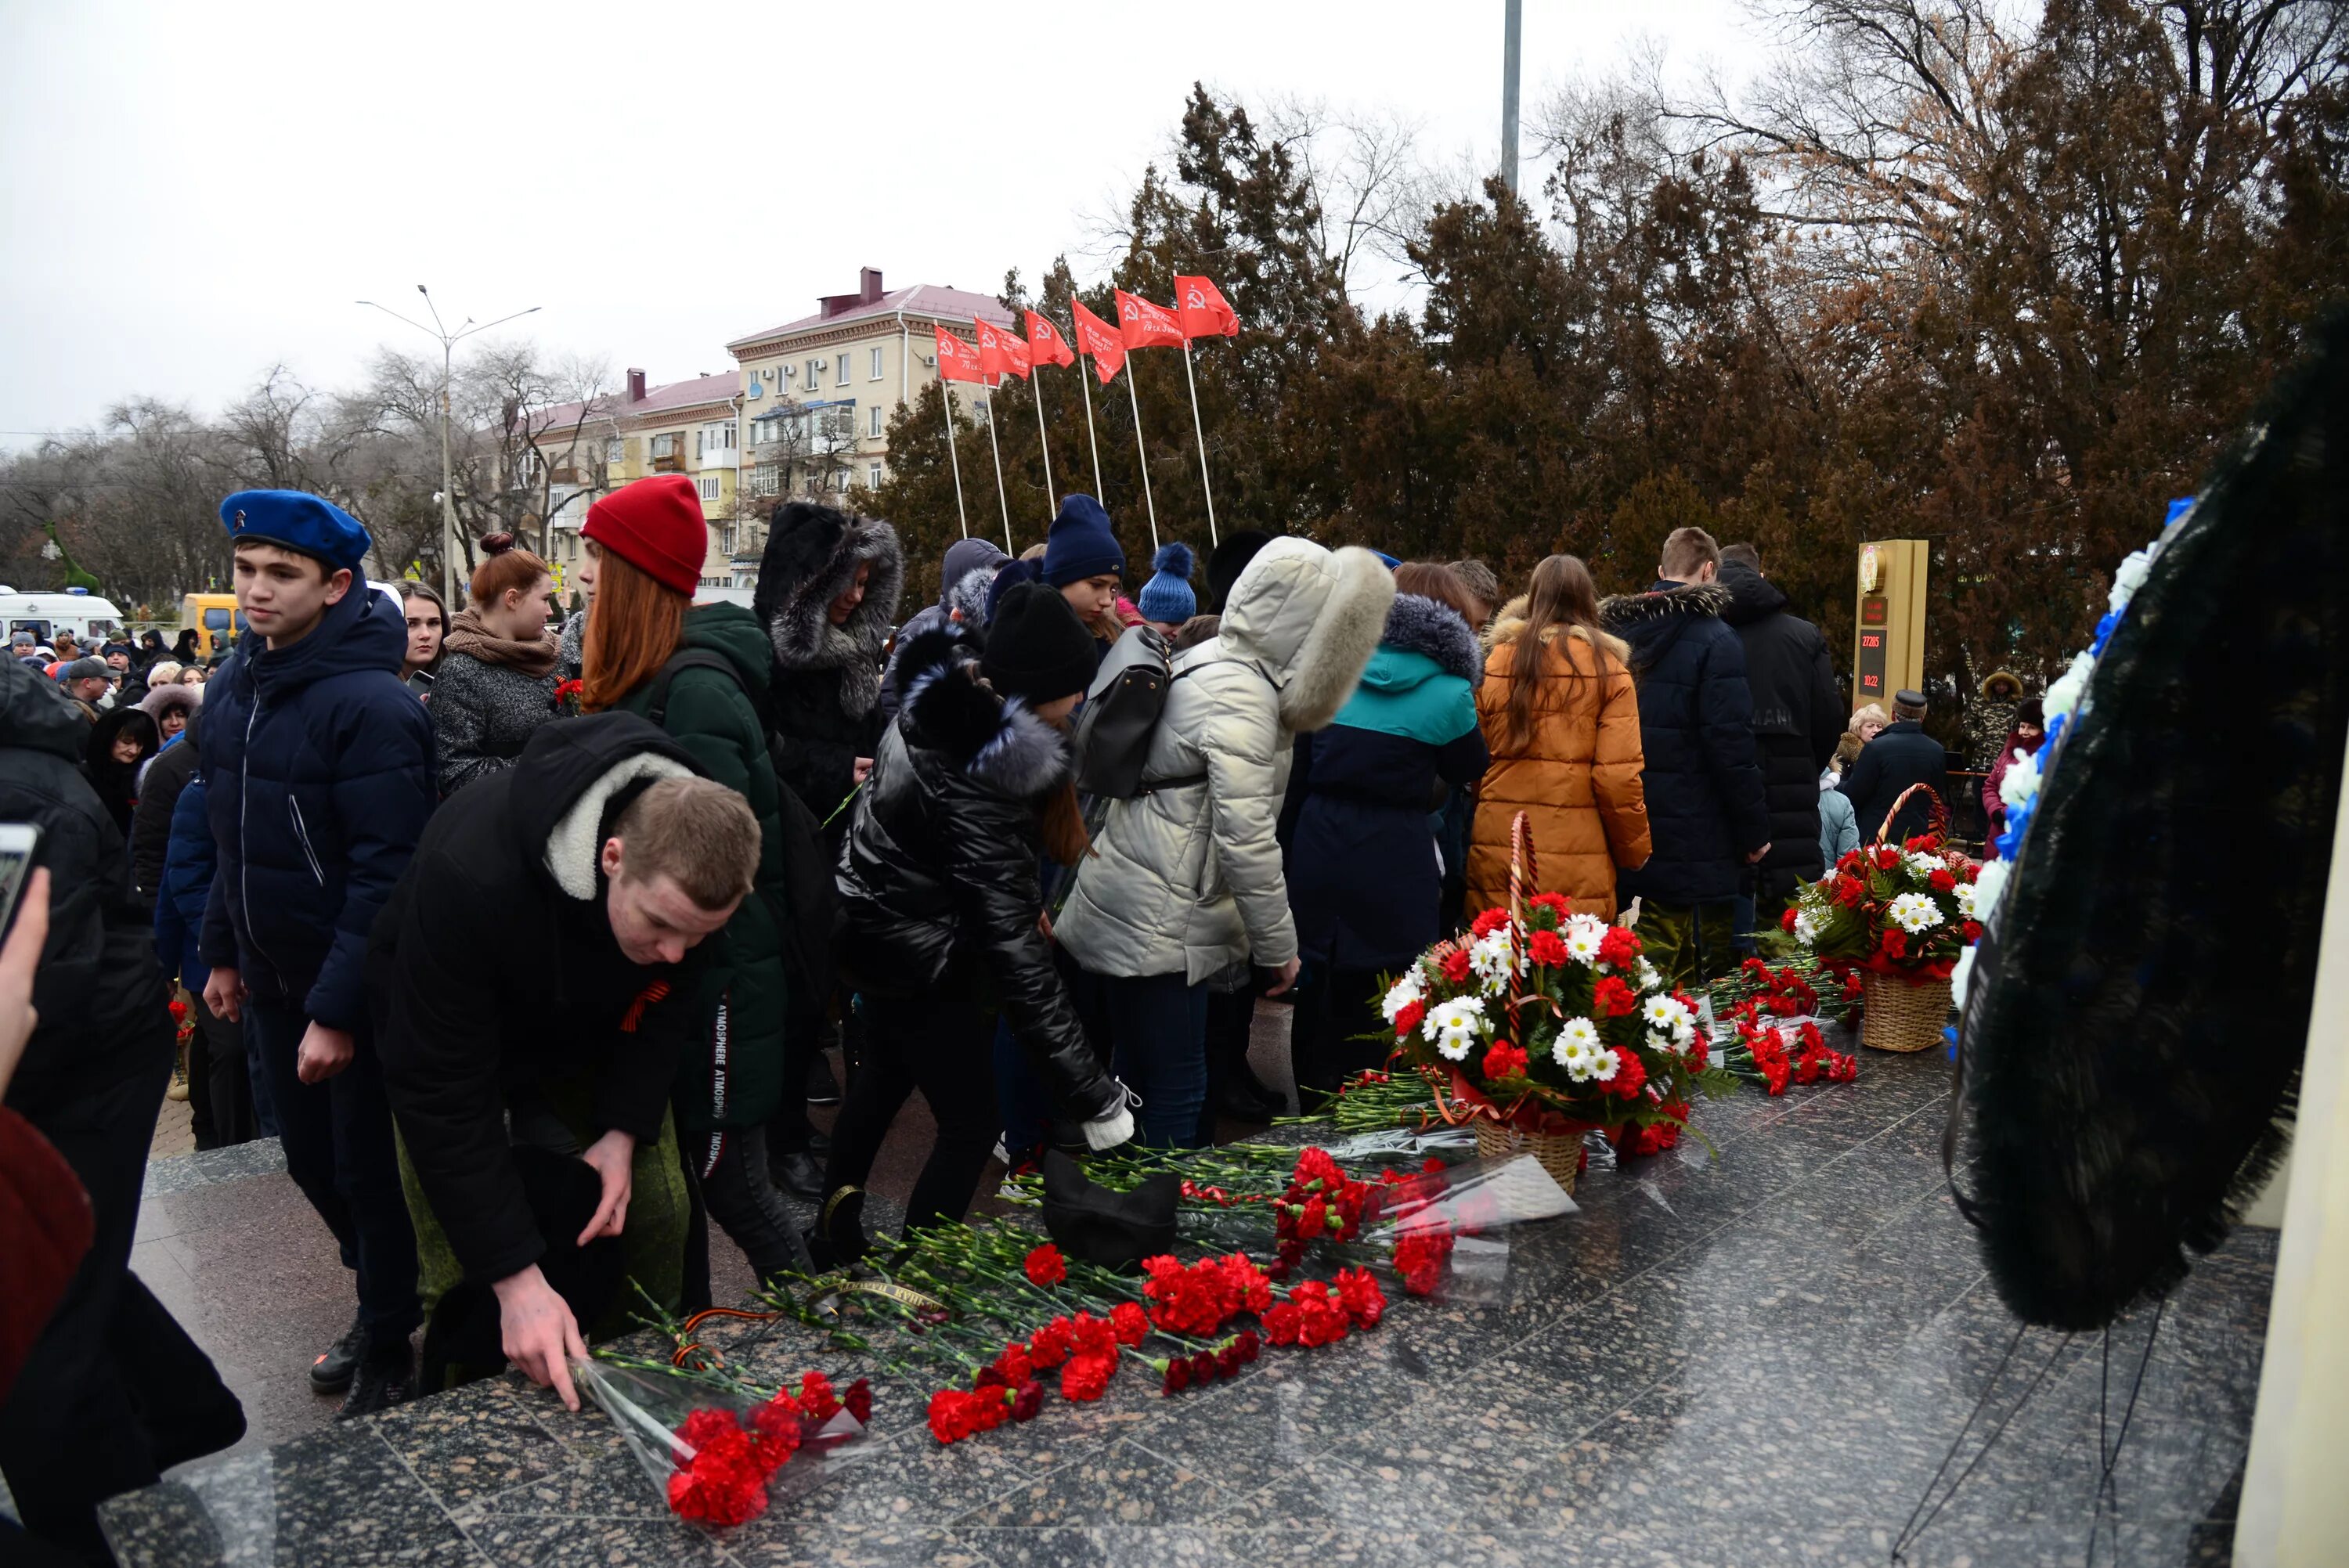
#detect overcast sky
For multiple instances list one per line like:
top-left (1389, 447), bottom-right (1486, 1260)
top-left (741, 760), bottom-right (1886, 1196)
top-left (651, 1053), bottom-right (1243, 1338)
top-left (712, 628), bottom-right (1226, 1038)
top-left (1, 0), bottom-right (1755, 445)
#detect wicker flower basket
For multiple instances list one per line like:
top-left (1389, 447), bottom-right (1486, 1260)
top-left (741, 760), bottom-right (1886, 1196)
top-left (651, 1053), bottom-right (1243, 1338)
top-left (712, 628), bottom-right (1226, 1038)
top-left (1474, 1117), bottom-right (1584, 1193)
top-left (1859, 969), bottom-right (1952, 1053)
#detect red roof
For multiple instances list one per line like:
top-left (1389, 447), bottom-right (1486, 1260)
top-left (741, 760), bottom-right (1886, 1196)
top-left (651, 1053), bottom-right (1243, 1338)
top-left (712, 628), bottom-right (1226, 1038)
top-left (727, 284), bottom-right (1015, 354)
top-left (532, 372), bottom-right (738, 438)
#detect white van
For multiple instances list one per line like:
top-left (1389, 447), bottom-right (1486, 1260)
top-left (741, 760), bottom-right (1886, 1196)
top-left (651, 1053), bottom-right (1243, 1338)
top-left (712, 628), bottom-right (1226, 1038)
top-left (0, 588), bottom-right (128, 650)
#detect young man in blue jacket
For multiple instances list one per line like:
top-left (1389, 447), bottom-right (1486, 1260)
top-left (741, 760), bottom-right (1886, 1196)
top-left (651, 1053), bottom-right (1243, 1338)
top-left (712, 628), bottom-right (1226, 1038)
top-left (200, 490), bottom-right (436, 1415)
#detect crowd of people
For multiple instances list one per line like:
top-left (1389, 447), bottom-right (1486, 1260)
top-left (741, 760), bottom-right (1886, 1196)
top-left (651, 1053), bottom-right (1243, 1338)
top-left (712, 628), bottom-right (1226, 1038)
top-left (0, 474), bottom-right (2006, 1565)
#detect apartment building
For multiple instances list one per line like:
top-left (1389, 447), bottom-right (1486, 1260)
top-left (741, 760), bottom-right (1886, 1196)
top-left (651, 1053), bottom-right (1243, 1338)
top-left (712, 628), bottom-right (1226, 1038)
top-left (533, 368), bottom-right (742, 596)
top-left (724, 268), bottom-right (1012, 586)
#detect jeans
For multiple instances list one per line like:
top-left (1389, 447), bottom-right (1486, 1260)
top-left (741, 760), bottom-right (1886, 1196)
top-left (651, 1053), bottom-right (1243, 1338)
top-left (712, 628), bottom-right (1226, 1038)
top-left (1095, 971), bottom-right (1208, 1148)
top-left (824, 968), bottom-right (1000, 1239)
top-left (247, 1001), bottom-right (421, 1343)
top-left (690, 1123), bottom-right (812, 1282)
top-left (241, 1009), bottom-right (279, 1139)
top-left (993, 945), bottom-right (1089, 1159)
top-left (0, 1037), bottom-right (240, 1563)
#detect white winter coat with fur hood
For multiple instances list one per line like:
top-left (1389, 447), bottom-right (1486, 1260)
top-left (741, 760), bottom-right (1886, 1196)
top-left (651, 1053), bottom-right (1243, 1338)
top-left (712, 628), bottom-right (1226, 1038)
top-left (1057, 539), bottom-right (1395, 985)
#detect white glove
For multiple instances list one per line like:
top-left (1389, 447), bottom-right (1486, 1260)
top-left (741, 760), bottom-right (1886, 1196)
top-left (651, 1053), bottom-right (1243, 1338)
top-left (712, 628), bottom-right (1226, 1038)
top-left (1082, 1105), bottom-right (1135, 1152)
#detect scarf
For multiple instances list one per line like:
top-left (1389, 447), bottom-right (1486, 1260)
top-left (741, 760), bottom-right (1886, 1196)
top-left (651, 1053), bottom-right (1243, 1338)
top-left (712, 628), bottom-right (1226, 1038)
top-left (444, 608), bottom-right (557, 679)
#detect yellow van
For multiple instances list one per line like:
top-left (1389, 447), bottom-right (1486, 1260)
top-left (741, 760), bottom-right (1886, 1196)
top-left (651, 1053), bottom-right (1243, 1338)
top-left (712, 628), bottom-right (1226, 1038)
top-left (178, 593), bottom-right (247, 661)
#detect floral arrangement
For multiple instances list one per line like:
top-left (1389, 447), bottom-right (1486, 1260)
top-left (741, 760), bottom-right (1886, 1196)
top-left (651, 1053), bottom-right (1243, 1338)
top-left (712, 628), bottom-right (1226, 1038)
top-left (552, 677), bottom-right (586, 716)
top-left (1381, 894), bottom-right (1730, 1149)
top-left (1784, 825), bottom-right (1983, 987)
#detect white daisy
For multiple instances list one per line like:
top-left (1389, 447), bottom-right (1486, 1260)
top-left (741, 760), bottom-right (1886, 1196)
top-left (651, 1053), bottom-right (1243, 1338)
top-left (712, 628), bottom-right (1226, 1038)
top-left (1563, 924), bottom-right (1604, 965)
top-left (1887, 892), bottom-right (1942, 934)
top-left (1635, 957), bottom-right (1662, 992)
top-left (1641, 994), bottom-right (1693, 1034)
top-left (1587, 1047), bottom-right (1621, 1083)
top-left (1646, 1029), bottom-right (1675, 1055)
top-left (1792, 907), bottom-right (1821, 944)
top-left (1906, 851), bottom-right (1943, 880)
top-left (1952, 883), bottom-right (1977, 919)
top-left (1468, 929), bottom-right (1523, 997)
top-left (1556, 1040), bottom-right (1603, 1082)
top-left (1380, 969), bottom-right (1425, 1025)
top-left (1424, 997), bottom-right (1487, 1061)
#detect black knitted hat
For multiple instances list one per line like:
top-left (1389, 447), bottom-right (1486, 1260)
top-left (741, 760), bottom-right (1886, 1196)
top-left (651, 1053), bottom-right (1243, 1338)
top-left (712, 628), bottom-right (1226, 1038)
top-left (980, 582), bottom-right (1099, 703)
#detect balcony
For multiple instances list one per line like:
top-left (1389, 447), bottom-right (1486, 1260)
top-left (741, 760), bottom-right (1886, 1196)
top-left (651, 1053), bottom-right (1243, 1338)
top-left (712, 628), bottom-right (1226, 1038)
top-left (651, 453), bottom-right (686, 474)
top-left (700, 446), bottom-right (738, 471)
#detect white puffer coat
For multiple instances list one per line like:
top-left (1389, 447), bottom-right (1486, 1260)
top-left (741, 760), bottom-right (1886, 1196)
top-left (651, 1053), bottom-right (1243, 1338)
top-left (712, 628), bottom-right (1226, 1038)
top-left (1057, 539), bottom-right (1395, 983)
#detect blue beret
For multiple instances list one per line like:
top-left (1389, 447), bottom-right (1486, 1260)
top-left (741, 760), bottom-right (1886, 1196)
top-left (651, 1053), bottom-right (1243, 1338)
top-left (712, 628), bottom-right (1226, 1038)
top-left (220, 490), bottom-right (372, 573)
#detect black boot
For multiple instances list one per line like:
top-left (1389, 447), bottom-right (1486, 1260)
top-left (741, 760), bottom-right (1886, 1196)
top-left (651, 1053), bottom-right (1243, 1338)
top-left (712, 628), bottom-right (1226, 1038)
top-left (806, 1052), bottom-right (842, 1107)
top-left (805, 1186), bottom-right (868, 1271)
top-left (309, 1310), bottom-right (364, 1394)
top-left (770, 1147), bottom-right (825, 1201)
top-left (337, 1336), bottom-right (415, 1420)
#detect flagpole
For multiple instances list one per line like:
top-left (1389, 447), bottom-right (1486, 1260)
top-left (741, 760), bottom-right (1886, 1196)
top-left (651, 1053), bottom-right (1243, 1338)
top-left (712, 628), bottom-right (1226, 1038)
top-left (1122, 367), bottom-right (1160, 553)
top-left (1179, 338), bottom-right (1218, 548)
top-left (1069, 315), bottom-right (1104, 497)
top-left (1028, 370), bottom-right (1056, 522)
top-left (983, 384), bottom-right (1015, 553)
top-left (938, 384), bottom-right (968, 539)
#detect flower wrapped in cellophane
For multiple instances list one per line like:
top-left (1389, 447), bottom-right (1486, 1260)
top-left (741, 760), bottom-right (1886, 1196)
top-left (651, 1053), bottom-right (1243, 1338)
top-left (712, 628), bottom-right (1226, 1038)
top-left (573, 1358), bottom-right (869, 1528)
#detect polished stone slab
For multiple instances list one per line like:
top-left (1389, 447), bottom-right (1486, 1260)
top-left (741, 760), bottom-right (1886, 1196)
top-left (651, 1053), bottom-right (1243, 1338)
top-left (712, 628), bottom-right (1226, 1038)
top-left (98, 1049), bottom-right (2274, 1566)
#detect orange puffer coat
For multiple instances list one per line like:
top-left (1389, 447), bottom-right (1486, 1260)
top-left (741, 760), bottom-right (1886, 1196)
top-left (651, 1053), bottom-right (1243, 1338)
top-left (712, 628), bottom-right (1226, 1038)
top-left (1467, 602), bottom-right (1653, 918)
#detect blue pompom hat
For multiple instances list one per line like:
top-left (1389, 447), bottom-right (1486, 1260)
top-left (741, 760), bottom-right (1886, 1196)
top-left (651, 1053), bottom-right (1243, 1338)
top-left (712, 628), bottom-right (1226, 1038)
top-left (1135, 542), bottom-right (1197, 624)
top-left (1041, 494), bottom-right (1124, 588)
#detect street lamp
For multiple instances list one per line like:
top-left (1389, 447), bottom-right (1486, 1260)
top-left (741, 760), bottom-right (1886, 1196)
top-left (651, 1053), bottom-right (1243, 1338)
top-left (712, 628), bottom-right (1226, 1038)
top-left (357, 287), bottom-right (540, 610)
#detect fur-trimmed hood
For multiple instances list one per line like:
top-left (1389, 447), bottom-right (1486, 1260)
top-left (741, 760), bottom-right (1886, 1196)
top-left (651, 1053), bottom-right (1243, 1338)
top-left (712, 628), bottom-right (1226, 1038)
top-left (1481, 594), bottom-right (1633, 667)
top-left (752, 502), bottom-right (907, 716)
top-left (892, 627), bottom-right (1070, 799)
top-left (136, 682), bottom-right (203, 723)
top-left (1598, 581), bottom-right (1734, 675)
top-left (1217, 539), bottom-right (1395, 733)
top-left (1380, 593), bottom-right (1482, 685)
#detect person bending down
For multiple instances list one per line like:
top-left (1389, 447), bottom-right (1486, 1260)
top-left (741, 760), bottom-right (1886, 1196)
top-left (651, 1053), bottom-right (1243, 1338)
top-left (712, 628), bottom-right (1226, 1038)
top-left (370, 715), bottom-right (757, 1411)
top-left (817, 584), bottom-right (1135, 1261)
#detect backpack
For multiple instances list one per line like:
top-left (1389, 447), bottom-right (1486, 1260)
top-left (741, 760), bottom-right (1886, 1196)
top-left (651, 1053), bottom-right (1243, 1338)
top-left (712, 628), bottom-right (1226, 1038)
top-left (641, 649), bottom-right (839, 1000)
top-left (1071, 625), bottom-right (1209, 799)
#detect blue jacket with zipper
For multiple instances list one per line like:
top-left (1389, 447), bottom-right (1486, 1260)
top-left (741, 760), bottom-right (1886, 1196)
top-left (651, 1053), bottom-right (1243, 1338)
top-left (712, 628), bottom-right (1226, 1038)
top-left (200, 584), bottom-right (434, 1031)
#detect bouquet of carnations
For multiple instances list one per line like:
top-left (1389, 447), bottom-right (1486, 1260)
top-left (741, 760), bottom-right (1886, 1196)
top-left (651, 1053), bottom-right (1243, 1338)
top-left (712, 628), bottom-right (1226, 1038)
top-left (573, 1358), bottom-right (869, 1529)
top-left (1381, 892), bottom-right (1733, 1164)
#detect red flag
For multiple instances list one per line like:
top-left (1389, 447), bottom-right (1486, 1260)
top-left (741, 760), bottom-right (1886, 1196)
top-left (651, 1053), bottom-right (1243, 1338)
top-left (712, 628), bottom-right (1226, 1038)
top-left (975, 317), bottom-right (1032, 381)
top-left (934, 326), bottom-right (984, 384)
top-left (1113, 290), bottom-right (1186, 351)
top-left (1071, 300), bottom-right (1126, 385)
top-left (1024, 310), bottom-right (1076, 370)
top-left (1174, 275), bottom-right (1240, 339)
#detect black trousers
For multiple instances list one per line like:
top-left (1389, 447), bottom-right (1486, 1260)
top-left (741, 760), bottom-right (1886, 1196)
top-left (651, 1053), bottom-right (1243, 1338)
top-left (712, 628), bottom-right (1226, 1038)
top-left (823, 970), bottom-right (997, 1240)
top-left (1290, 963), bottom-right (1387, 1102)
top-left (684, 1122), bottom-right (811, 1284)
top-left (0, 1041), bottom-right (239, 1564)
top-left (247, 1001), bottom-right (420, 1343)
top-left (186, 987), bottom-right (253, 1152)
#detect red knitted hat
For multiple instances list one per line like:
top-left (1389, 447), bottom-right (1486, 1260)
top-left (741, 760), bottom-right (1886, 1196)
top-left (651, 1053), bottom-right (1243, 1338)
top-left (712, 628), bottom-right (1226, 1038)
top-left (583, 474), bottom-right (705, 596)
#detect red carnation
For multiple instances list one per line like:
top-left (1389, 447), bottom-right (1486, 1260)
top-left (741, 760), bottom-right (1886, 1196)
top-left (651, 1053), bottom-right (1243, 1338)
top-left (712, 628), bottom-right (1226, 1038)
top-left (1481, 1040), bottom-right (1530, 1080)
top-left (1593, 975), bottom-right (1640, 1017)
top-left (844, 1379), bottom-right (873, 1425)
top-left (1393, 998), bottom-right (1426, 1038)
top-left (1527, 929), bottom-right (1569, 968)
top-left (1440, 947), bottom-right (1474, 984)
top-left (1606, 1047), bottom-right (1647, 1101)
top-left (1599, 926), bottom-right (1641, 968)
top-left (1835, 874), bottom-right (1866, 908)
top-left (748, 1392), bottom-right (803, 1473)
top-left (1028, 1318), bottom-right (1073, 1368)
top-left (926, 1389), bottom-right (977, 1445)
top-left (1878, 928), bottom-right (1908, 961)
top-left (1070, 1313), bottom-right (1117, 1361)
top-left (1023, 1243), bottom-right (1067, 1286)
top-left (1391, 1230), bottom-right (1454, 1296)
top-left (994, 1343), bottom-right (1034, 1385)
top-left (1528, 891), bottom-right (1571, 923)
top-left (1236, 1330), bottom-right (1261, 1363)
top-left (1929, 867), bottom-right (1956, 892)
top-left (1963, 921), bottom-right (1983, 943)
top-left (796, 1372), bottom-right (839, 1422)
top-left (1781, 906), bottom-right (1799, 932)
top-left (1470, 907), bottom-right (1512, 938)
top-left (1335, 1267), bottom-right (1387, 1328)
top-left (1012, 1379), bottom-right (1044, 1422)
top-left (1162, 1357), bottom-right (1191, 1395)
top-left (1875, 845), bottom-right (1901, 871)
top-left (1111, 1302), bottom-right (1149, 1346)
top-left (1262, 1302), bottom-right (1304, 1346)
top-left (1059, 1351), bottom-right (1113, 1402)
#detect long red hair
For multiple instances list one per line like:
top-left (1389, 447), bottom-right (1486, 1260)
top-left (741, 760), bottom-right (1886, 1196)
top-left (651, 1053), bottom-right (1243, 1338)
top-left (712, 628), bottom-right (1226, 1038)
top-left (580, 542), bottom-right (688, 712)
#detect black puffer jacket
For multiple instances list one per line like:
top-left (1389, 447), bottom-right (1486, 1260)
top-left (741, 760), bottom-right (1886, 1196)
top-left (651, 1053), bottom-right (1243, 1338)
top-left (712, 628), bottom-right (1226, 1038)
top-left (370, 713), bottom-right (715, 1285)
top-left (754, 502), bottom-right (905, 827)
top-left (1600, 581), bottom-right (1772, 906)
top-left (835, 627), bottom-right (1120, 1125)
top-left (1838, 719), bottom-right (1950, 845)
top-left (0, 659), bottom-right (171, 1116)
top-left (1717, 561), bottom-right (1845, 893)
